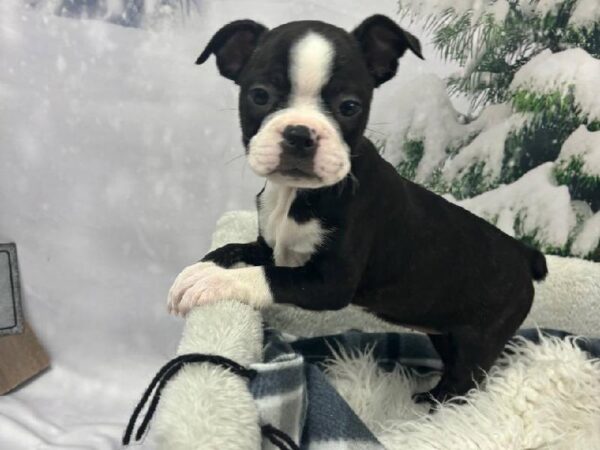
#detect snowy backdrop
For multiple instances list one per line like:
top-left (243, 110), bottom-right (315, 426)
top-left (0, 0), bottom-right (598, 448)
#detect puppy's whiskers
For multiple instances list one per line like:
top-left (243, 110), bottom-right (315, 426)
top-left (251, 152), bottom-right (279, 158)
top-left (224, 154), bottom-right (245, 165)
top-left (344, 171), bottom-right (360, 195)
top-left (366, 127), bottom-right (385, 136)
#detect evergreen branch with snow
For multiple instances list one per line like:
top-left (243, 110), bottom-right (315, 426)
top-left (393, 0), bottom-right (600, 260)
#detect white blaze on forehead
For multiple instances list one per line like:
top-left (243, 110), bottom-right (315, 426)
top-left (289, 32), bottom-right (335, 104)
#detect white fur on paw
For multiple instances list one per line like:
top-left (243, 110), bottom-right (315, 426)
top-left (177, 268), bottom-right (238, 314)
top-left (167, 261), bottom-right (219, 315)
top-left (168, 265), bottom-right (273, 316)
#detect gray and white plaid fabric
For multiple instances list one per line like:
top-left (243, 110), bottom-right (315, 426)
top-left (248, 328), bottom-right (600, 450)
top-left (250, 329), bottom-right (385, 449)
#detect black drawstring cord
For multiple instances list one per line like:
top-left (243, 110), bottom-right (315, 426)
top-left (134, 360), bottom-right (186, 441)
top-left (122, 353), bottom-right (257, 445)
top-left (261, 423), bottom-right (301, 450)
top-left (122, 353), bottom-right (300, 450)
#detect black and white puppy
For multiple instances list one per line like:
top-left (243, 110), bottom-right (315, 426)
top-left (168, 15), bottom-right (548, 403)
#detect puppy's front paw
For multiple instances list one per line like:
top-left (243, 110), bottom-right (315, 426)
top-left (167, 264), bottom-right (273, 316)
top-left (176, 268), bottom-right (239, 315)
top-left (167, 261), bottom-right (219, 315)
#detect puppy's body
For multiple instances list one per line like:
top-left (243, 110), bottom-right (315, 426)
top-left (169, 16), bottom-right (547, 403)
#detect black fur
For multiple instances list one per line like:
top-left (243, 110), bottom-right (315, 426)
top-left (196, 20), bottom-right (268, 82)
top-left (196, 16), bottom-right (547, 404)
top-left (352, 14), bottom-right (424, 86)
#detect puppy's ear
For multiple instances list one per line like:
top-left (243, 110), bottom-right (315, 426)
top-left (196, 20), bottom-right (268, 83)
top-left (352, 15), bottom-right (424, 87)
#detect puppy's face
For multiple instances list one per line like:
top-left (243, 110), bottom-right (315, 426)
top-left (240, 24), bottom-right (372, 188)
top-left (197, 16), bottom-right (422, 189)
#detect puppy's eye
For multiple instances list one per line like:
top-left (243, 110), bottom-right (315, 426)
top-left (249, 88), bottom-right (270, 106)
top-left (339, 100), bottom-right (362, 117)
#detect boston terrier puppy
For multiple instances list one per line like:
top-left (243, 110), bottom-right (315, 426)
top-left (167, 15), bottom-right (548, 403)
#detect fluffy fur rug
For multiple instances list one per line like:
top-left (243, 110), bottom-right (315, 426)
top-left (325, 336), bottom-right (600, 449)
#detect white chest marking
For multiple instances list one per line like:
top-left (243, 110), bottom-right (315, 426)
top-left (259, 183), bottom-right (326, 267)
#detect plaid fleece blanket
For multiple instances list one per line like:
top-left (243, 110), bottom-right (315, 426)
top-left (248, 328), bottom-right (600, 449)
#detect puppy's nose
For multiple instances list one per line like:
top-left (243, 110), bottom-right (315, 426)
top-left (282, 125), bottom-right (316, 155)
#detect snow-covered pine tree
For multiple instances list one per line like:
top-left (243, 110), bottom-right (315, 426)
top-left (393, 0), bottom-right (600, 261)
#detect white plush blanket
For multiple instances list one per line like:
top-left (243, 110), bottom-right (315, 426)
top-left (151, 210), bottom-right (600, 450)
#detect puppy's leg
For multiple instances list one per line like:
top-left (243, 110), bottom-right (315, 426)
top-left (413, 333), bottom-right (455, 405)
top-left (202, 237), bottom-right (273, 268)
top-left (414, 328), bottom-right (506, 405)
top-left (429, 333), bottom-right (454, 369)
top-left (169, 258), bottom-right (360, 315)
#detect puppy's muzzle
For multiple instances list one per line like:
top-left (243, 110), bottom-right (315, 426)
top-left (277, 125), bottom-right (318, 178)
top-left (248, 108), bottom-right (351, 188)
